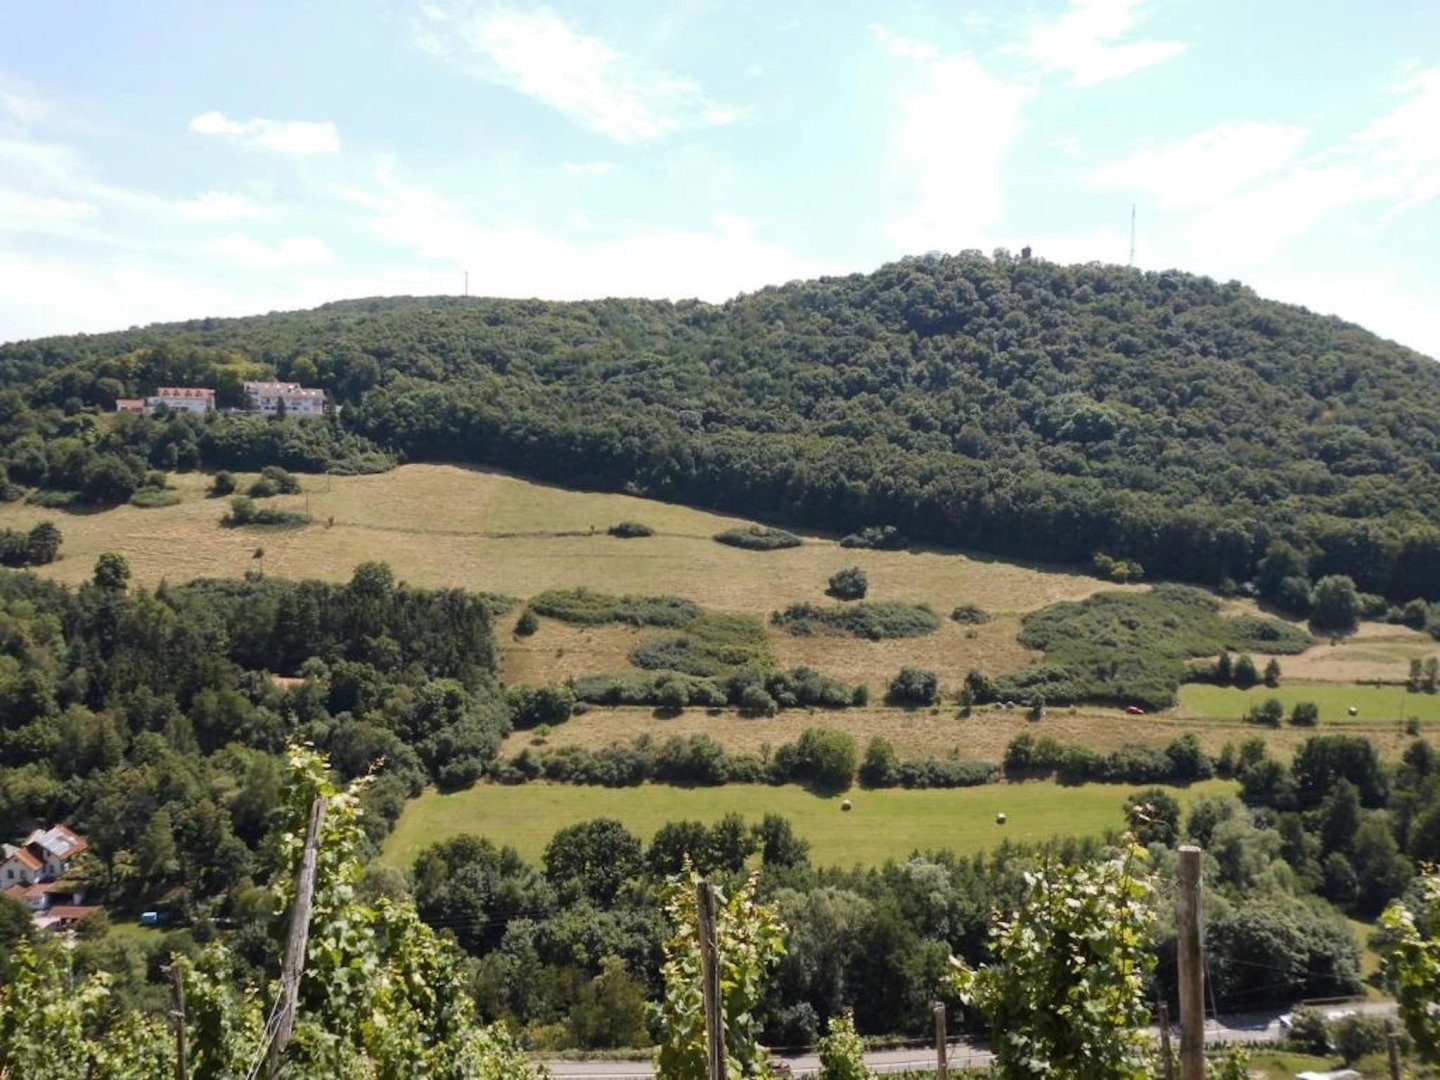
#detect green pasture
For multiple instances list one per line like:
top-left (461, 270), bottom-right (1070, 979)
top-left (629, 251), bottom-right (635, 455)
top-left (1179, 681), bottom-right (1440, 725)
top-left (380, 778), bottom-right (1235, 869)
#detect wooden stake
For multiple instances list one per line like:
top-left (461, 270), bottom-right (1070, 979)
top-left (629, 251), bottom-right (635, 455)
top-left (695, 881), bottom-right (725, 1080)
top-left (268, 796), bottom-right (327, 1079)
top-left (933, 1002), bottom-right (948, 1080)
top-left (1158, 1001), bottom-right (1174, 1080)
top-left (170, 959), bottom-right (187, 1080)
top-left (1388, 1027), bottom-right (1402, 1080)
top-left (1177, 846), bottom-right (1205, 1080)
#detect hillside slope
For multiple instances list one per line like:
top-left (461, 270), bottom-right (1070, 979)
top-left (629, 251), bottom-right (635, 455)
top-left (3, 251), bottom-right (1438, 598)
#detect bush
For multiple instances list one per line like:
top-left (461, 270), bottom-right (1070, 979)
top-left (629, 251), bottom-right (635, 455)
top-left (515, 608), bottom-right (539, 636)
top-left (827, 566), bottom-right (868, 601)
top-left (773, 727), bottom-right (857, 792)
top-left (817, 1012), bottom-right (870, 1080)
top-left (629, 613), bottom-right (771, 677)
top-left (530, 587), bottom-right (702, 627)
top-left (607, 521), bottom-right (654, 538)
top-left (737, 684), bottom-right (777, 717)
top-left (1290, 701), bottom-right (1319, 726)
top-left (951, 603), bottom-right (991, 624)
top-left (222, 495), bottom-right (309, 528)
top-left (209, 470), bottom-right (236, 496)
top-left (130, 488), bottom-right (182, 508)
top-left (839, 525), bottom-right (905, 550)
top-left (886, 666), bottom-right (939, 707)
top-left (1249, 697), bottom-right (1285, 726)
top-left (713, 525), bottom-right (803, 550)
top-left (772, 601), bottom-right (941, 640)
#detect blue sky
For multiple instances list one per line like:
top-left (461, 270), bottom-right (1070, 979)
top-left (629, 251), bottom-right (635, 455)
top-left (1, 1), bottom-right (1437, 358)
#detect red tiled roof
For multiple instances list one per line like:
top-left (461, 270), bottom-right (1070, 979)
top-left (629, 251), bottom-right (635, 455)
top-left (40, 905), bottom-right (100, 923)
top-left (156, 387), bottom-right (215, 398)
top-left (3, 846), bottom-right (42, 871)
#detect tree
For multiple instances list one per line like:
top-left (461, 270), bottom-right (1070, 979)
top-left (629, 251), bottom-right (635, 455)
top-left (1123, 787), bottom-right (1180, 846)
top-left (1249, 697), bottom-right (1284, 725)
top-left (827, 567), bottom-right (868, 601)
top-left (1232, 654), bottom-right (1259, 689)
top-left (1263, 657), bottom-right (1281, 687)
top-left (952, 841), bottom-right (1155, 1080)
top-left (544, 818), bottom-right (643, 904)
top-left (1215, 651), bottom-right (1233, 684)
top-left (775, 727), bottom-right (858, 792)
top-left (209, 470), bottom-right (236, 496)
top-left (1381, 867), bottom-right (1440, 1061)
top-left (885, 666), bottom-right (939, 707)
top-left (1290, 701), bottom-right (1319, 726)
top-left (1311, 574), bottom-right (1362, 633)
top-left (92, 551), bottom-right (131, 592)
top-left (24, 521), bottom-right (61, 565)
top-left (754, 814), bottom-right (810, 868)
top-left (570, 954), bottom-right (650, 1049)
top-left (859, 736), bottom-right (898, 787)
top-left (817, 1011), bottom-right (871, 1080)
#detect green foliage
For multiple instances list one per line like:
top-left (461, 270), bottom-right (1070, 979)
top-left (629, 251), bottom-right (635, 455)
top-left (1381, 867), bottom-right (1440, 1061)
top-left (93, 550), bottom-right (131, 591)
top-left (826, 566), bottom-right (868, 601)
top-left (209, 469), bottom-right (236, 496)
top-left (653, 870), bottom-right (787, 1080)
top-left (629, 613), bottom-right (772, 677)
top-left (1290, 701), bottom-right (1319, 726)
top-left (1284, 1005), bottom-right (1330, 1055)
top-left (531, 586), bottom-right (703, 627)
top-left (951, 840), bottom-right (1156, 1080)
top-left (1123, 787), bottom-right (1180, 846)
top-left (771, 600), bottom-right (941, 640)
top-left (773, 728), bottom-right (859, 793)
top-left (1248, 697), bottom-right (1285, 725)
top-left (999, 586), bottom-right (1310, 709)
top-left (222, 494), bottom-right (309, 528)
top-left (1311, 574), bottom-right (1362, 633)
top-left (714, 525), bottom-right (803, 550)
top-left (515, 607), bottom-right (539, 635)
top-left (839, 526), bottom-right (905, 551)
top-left (0, 521), bottom-right (62, 568)
top-left (885, 666), bottom-right (939, 707)
top-left (817, 1011), bottom-right (871, 1080)
top-left (128, 487), bottom-right (181, 508)
top-left (951, 603), bottom-right (990, 625)
top-left (608, 520), bottom-right (655, 538)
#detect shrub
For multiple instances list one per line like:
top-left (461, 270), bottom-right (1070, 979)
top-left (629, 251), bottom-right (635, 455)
top-left (817, 1012), bottom-right (870, 1080)
top-left (737, 684), bottom-right (777, 717)
top-left (629, 614), bottom-right (771, 677)
top-left (607, 521), bottom-right (654, 538)
top-left (772, 601), bottom-right (941, 640)
top-left (951, 603), bottom-right (991, 624)
top-left (1249, 697), bottom-right (1285, 726)
top-left (515, 608), bottom-right (539, 636)
top-left (209, 470), bottom-right (236, 496)
top-left (772, 727), bottom-right (857, 792)
top-left (530, 587), bottom-right (702, 627)
top-left (713, 525), bottom-right (803, 550)
top-left (886, 666), bottom-right (939, 707)
top-left (223, 495), bottom-right (308, 528)
top-left (827, 566), bottom-right (868, 601)
top-left (1290, 701), bottom-right (1319, 726)
top-left (129, 488), bottom-right (181, 508)
top-left (839, 525), bottom-right (905, 550)
top-left (1232, 654), bottom-right (1259, 689)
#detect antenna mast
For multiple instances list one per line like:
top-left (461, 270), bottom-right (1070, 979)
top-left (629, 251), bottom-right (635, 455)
top-left (1128, 204), bottom-right (1136, 267)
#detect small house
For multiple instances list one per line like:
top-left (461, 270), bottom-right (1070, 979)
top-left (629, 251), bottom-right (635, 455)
top-left (149, 387), bottom-right (216, 414)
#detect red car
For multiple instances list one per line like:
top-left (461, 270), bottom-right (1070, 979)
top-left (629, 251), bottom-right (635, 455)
top-left (1125, 705), bottom-right (1145, 716)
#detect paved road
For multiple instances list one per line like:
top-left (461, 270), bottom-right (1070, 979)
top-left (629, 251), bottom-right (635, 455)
top-left (543, 1002), bottom-right (1398, 1078)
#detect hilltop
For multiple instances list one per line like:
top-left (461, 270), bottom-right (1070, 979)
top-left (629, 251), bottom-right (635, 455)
top-left (2, 251), bottom-right (1438, 600)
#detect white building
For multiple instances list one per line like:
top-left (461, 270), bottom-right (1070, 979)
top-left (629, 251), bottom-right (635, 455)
top-left (243, 380), bottom-right (326, 417)
top-left (147, 387), bottom-right (215, 414)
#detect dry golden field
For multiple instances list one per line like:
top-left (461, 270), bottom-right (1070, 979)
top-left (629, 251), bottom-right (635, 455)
top-left (0, 464), bottom-right (1119, 692)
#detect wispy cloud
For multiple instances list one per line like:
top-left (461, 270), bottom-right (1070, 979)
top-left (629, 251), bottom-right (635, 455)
top-left (562, 160), bottom-right (617, 175)
top-left (0, 187), bottom-right (95, 232)
top-left (175, 190), bottom-right (283, 221)
top-left (204, 234), bottom-right (334, 268)
top-left (189, 111), bottom-right (340, 155)
top-left (1089, 121), bottom-right (1309, 208)
top-left (873, 26), bottom-right (1030, 250)
top-left (413, 4), bottom-right (739, 143)
top-left (1019, 0), bottom-right (1183, 86)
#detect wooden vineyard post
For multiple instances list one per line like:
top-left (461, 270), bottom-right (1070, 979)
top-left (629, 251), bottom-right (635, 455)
top-left (696, 880), bottom-right (725, 1080)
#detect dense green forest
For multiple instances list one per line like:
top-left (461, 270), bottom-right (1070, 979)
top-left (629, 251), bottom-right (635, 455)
top-left (3, 251), bottom-right (1439, 601)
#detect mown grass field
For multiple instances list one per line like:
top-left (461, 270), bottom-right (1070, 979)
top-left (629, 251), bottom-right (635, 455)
top-left (0, 464), bottom-right (1118, 692)
top-left (380, 777), bottom-right (1236, 869)
top-left (1179, 681), bottom-right (1440, 725)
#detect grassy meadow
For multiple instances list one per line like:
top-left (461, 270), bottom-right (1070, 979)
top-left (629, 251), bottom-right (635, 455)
top-left (380, 777), bottom-right (1236, 869)
top-left (1179, 681), bottom-right (1440, 725)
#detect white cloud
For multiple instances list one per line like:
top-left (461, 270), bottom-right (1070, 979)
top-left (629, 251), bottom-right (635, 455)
top-left (561, 160), bottom-right (617, 175)
top-left (0, 187), bottom-right (95, 231)
top-left (1019, 0), bottom-right (1184, 86)
top-left (1089, 121), bottom-right (1309, 208)
top-left (189, 111), bottom-right (340, 155)
top-left (342, 170), bottom-right (838, 300)
top-left (204, 234), bottom-right (334, 268)
top-left (413, 4), bottom-right (738, 143)
top-left (873, 26), bottom-right (1030, 251)
top-left (1355, 66), bottom-right (1440, 220)
top-left (175, 191), bottom-right (282, 221)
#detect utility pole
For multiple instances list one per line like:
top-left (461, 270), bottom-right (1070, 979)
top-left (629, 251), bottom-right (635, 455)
top-left (1158, 1001), bottom-right (1175, 1080)
top-left (695, 881), bottom-right (725, 1080)
top-left (933, 1002), bottom-right (949, 1080)
top-left (1177, 845), bottom-right (1205, 1080)
top-left (170, 959), bottom-right (188, 1080)
top-left (268, 796), bottom-right (328, 1079)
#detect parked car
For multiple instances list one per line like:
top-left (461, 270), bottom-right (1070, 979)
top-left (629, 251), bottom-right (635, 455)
top-left (1125, 705), bottom-right (1146, 716)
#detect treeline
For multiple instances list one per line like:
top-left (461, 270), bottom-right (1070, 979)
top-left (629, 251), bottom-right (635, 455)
top-left (0, 560), bottom-right (507, 921)
top-left (5, 252), bottom-right (1440, 596)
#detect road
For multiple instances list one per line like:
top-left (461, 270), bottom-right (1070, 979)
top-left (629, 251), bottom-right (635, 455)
top-left (542, 1002), bottom-right (1398, 1078)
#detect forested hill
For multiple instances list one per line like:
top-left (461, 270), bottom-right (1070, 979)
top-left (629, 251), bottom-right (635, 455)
top-left (4, 250), bottom-right (1440, 601)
